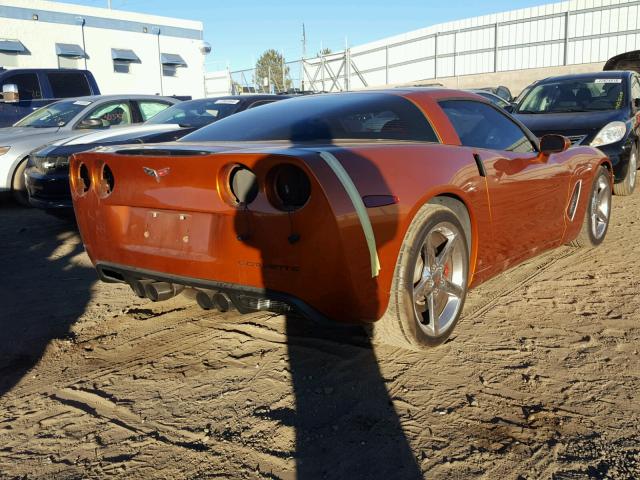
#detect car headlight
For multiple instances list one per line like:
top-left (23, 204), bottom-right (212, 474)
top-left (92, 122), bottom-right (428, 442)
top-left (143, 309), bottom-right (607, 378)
top-left (0, 146), bottom-right (10, 156)
top-left (31, 155), bottom-right (70, 173)
top-left (591, 121), bottom-right (627, 147)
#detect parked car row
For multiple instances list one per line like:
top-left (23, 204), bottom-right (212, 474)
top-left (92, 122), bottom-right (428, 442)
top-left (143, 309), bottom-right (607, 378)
top-left (24, 94), bottom-right (293, 211)
top-left (2, 63), bottom-right (639, 349)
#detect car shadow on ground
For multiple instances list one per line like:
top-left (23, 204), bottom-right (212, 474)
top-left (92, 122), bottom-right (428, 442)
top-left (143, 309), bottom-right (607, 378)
top-left (0, 200), bottom-right (94, 397)
top-left (234, 141), bottom-right (422, 478)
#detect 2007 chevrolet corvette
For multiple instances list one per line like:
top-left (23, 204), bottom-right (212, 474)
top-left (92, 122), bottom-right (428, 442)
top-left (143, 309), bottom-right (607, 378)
top-left (70, 89), bottom-right (612, 348)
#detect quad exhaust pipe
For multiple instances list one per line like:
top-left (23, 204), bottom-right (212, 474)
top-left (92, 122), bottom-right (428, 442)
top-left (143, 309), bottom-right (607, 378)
top-left (196, 290), bottom-right (233, 312)
top-left (129, 280), bottom-right (184, 302)
top-left (144, 282), bottom-right (184, 302)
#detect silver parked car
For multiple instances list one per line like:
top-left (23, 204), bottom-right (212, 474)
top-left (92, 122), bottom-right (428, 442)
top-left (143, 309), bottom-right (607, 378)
top-left (0, 94), bottom-right (179, 204)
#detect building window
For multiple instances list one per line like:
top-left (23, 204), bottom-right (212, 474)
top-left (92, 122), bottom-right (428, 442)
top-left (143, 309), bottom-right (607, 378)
top-left (0, 39), bottom-right (27, 68)
top-left (55, 43), bottom-right (85, 70)
top-left (162, 64), bottom-right (177, 77)
top-left (113, 61), bottom-right (131, 74)
top-left (160, 53), bottom-right (187, 77)
top-left (111, 48), bottom-right (140, 74)
top-left (59, 57), bottom-right (82, 69)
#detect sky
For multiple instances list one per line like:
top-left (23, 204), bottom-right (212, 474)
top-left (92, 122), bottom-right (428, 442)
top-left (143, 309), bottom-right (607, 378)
top-left (58, 0), bottom-right (548, 71)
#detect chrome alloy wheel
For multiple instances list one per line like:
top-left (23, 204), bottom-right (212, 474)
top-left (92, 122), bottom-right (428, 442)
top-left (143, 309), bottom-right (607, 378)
top-left (629, 150), bottom-right (637, 190)
top-left (591, 174), bottom-right (611, 240)
top-left (412, 222), bottom-right (466, 337)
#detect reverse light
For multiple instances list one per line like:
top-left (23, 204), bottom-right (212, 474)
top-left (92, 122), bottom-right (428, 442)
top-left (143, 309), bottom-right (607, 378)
top-left (590, 121), bottom-right (626, 147)
top-left (76, 163), bottom-right (91, 195)
top-left (228, 165), bottom-right (258, 205)
top-left (101, 163), bottom-right (115, 196)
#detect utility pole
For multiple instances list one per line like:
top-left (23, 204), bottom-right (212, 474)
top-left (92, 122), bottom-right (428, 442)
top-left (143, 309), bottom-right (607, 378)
top-left (107, 0), bottom-right (111, 8)
top-left (301, 23), bottom-right (306, 92)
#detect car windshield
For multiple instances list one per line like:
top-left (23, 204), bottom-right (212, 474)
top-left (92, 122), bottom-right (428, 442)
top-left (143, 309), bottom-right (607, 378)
top-left (146, 99), bottom-right (241, 127)
top-left (181, 93), bottom-right (438, 143)
top-left (14, 100), bottom-right (90, 128)
top-left (517, 78), bottom-right (627, 113)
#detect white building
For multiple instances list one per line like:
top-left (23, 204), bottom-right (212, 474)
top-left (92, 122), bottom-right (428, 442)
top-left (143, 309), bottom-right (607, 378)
top-left (0, 0), bottom-right (209, 98)
top-left (293, 0), bottom-right (640, 95)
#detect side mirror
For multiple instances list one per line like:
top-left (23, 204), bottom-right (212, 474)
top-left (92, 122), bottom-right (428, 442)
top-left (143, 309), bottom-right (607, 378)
top-left (634, 98), bottom-right (640, 109)
top-left (540, 134), bottom-right (570, 155)
top-left (504, 104), bottom-right (515, 113)
top-left (77, 118), bottom-right (103, 129)
top-left (1, 84), bottom-right (19, 103)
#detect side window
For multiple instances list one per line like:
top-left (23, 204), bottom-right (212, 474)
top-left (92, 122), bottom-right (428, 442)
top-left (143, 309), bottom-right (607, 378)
top-left (247, 100), bottom-right (275, 109)
top-left (81, 102), bottom-right (133, 128)
top-left (137, 101), bottom-right (172, 121)
top-left (48, 72), bottom-right (91, 98)
top-left (1, 73), bottom-right (42, 100)
top-left (439, 100), bottom-right (535, 153)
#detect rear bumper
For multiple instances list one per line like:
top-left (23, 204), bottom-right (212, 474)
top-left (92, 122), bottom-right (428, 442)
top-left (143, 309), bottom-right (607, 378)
top-left (97, 261), bottom-right (340, 326)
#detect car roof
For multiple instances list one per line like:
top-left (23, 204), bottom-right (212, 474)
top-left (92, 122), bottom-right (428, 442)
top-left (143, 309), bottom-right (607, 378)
top-left (537, 70), bottom-right (633, 83)
top-left (0, 68), bottom-right (92, 75)
top-left (52, 94), bottom-right (179, 103)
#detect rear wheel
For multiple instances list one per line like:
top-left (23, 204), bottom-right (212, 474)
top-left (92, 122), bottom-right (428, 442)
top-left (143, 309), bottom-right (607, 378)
top-left (374, 204), bottom-right (469, 349)
top-left (613, 144), bottom-right (637, 196)
top-left (11, 158), bottom-right (29, 206)
top-left (571, 166), bottom-right (611, 248)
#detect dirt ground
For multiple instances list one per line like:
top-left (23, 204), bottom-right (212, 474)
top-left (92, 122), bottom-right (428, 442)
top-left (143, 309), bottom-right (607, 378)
top-left (0, 193), bottom-right (638, 480)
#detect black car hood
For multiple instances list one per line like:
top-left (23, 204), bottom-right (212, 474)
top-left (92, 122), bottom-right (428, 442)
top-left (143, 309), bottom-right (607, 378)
top-left (515, 110), bottom-right (624, 137)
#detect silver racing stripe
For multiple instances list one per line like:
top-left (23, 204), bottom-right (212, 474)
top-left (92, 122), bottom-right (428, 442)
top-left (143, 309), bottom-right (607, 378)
top-left (318, 151), bottom-right (381, 278)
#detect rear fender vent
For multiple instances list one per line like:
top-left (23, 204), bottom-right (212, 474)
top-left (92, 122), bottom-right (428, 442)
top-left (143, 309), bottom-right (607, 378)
top-left (567, 180), bottom-right (582, 221)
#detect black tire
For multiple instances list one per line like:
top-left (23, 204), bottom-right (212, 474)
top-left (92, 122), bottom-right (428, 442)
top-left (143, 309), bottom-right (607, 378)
top-left (373, 204), bottom-right (469, 349)
top-left (11, 158), bottom-right (30, 207)
top-left (613, 143), bottom-right (637, 196)
top-left (570, 166), bottom-right (612, 248)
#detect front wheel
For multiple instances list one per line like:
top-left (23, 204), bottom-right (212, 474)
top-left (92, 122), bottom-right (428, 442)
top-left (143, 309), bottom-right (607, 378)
top-left (613, 144), bottom-right (637, 196)
top-left (11, 158), bottom-right (30, 207)
top-left (375, 204), bottom-right (469, 349)
top-left (570, 166), bottom-right (612, 248)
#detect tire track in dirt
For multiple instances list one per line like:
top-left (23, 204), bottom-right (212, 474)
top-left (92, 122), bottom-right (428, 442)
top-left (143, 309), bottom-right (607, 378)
top-left (464, 247), bottom-right (579, 320)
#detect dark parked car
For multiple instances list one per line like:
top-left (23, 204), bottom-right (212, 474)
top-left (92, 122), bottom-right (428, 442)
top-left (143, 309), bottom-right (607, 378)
top-left (514, 71), bottom-right (640, 195)
top-left (26, 94), bottom-right (292, 212)
top-left (466, 89), bottom-right (513, 110)
top-left (478, 85), bottom-right (513, 102)
top-left (604, 50), bottom-right (640, 73)
top-left (0, 68), bottom-right (100, 127)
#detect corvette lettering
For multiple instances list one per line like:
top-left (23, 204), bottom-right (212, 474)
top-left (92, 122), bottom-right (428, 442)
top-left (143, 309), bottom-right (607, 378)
top-left (237, 261), bottom-right (300, 272)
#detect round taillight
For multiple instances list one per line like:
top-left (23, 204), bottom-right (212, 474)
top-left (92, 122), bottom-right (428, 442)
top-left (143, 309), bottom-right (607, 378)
top-left (229, 165), bottom-right (258, 205)
top-left (102, 164), bottom-right (115, 196)
top-left (78, 163), bottom-right (91, 194)
top-left (269, 164), bottom-right (310, 211)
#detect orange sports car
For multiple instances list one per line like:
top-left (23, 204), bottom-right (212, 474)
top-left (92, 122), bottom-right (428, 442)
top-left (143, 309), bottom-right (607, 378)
top-left (70, 89), bottom-right (612, 348)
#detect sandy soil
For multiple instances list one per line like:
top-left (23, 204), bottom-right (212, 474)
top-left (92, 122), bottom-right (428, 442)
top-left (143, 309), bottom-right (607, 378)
top-left (0, 193), bottom-right (638, 480)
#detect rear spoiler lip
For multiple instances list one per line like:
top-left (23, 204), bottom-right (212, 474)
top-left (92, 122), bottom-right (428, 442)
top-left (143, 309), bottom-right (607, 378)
top-left (86, 139), bottom-right (423, 157)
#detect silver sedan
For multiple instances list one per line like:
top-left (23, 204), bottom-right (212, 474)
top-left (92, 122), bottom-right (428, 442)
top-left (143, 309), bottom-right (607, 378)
top-left (0, 94), bottom-right (179, 204)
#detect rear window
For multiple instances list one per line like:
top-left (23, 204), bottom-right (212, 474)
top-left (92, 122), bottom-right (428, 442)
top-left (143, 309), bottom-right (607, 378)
top-left (1, 73), bottom-right (42, 100)
top-left (47, 72), bottom-right (92, 98)
top-left (182, 93), bottom-right (438, 143)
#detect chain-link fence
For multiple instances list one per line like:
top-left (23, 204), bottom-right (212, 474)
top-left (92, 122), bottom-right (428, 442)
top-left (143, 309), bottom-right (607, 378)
top-left (229, 59), bottom-right (304, 94)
